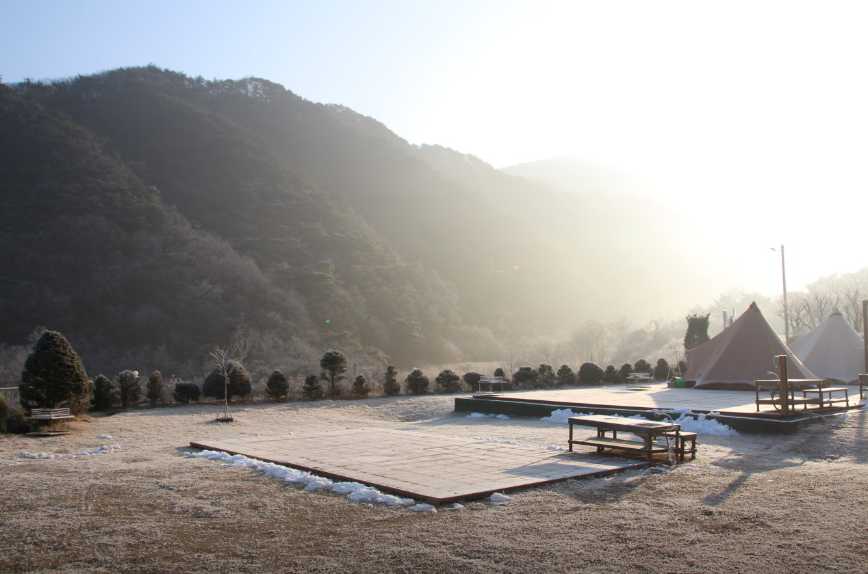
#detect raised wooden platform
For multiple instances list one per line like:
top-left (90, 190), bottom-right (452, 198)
top-left (190, 428), bottom-right (647, 503)
top-left (455, 383), bottom-right (865, 433)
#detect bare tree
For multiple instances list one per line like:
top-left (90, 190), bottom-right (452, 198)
top-left (209, 334), bottom-right (250, 423)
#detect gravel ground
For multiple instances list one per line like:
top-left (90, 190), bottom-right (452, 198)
top-left (1, 395), bottom-right (867, 573)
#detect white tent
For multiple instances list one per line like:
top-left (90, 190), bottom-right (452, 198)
top-left (685, 302), bottom-right (815, 389)
top-left (790, 311), bottom-right (865, 383)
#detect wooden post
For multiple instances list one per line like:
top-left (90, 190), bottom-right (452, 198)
top-left (777, 354), bottom-right (789, 415)
top-left (863, 300), bottom-right (868, 373)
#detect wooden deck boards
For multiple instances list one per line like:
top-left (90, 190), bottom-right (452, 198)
top-left (191, 428), bottom-right (646, 503)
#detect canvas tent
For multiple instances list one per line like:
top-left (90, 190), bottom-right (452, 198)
top-left (685, 302), bottom-right (815, 389)
top-left (790, 311), bottom-right (865, 383)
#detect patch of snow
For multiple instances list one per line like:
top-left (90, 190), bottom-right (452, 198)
top-left (96, 434), bottom-right (113, 440)
top-left (541, 408), bottom-right (588, 424)
top-left (17, 443), bottom-right (120, 460)
top-left (187, 449), bottom-right (416, 509)
top-left (488, 492), bottom-right (511, 505)
top-left (466, 412), bottom-right (511, 420)
top-left (672, 413), bottom-right (737, 437)
top-left (444, 502), bottom-right (465, 511)
top-left (408, 503), bottom-right (437, 513)
top-left (17, 451), bottom-right (54, 460)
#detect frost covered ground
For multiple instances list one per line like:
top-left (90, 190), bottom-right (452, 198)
top-left (1, 394), bottom-right (866, 573)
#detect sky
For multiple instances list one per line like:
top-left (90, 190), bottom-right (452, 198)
top-left (4, 0), bottom-right (868, 297)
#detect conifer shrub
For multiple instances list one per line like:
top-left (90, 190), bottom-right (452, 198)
top-left (117, 370), bottom-right (142, 409)
top-left (352, 374), bottom-right (370, 398)
top-left (493, 367), bottom-right (506, 379)
top-left (91, 374), bottom-right (115, 411)
top-left (618, 363), bottom-right (633, 382)
top-left (538, 364), bottom-right (556, 388)
top-left (265, 370), bottom-right (290, 402)
top-left (603, 365), bottom-right (619, 383)
top-left (578, 362), bottom-right (604, 384)
top-left (319, 350), bottom-right (347, 399)
top-left (405, 369), bottom-right (429, 395)
top-left (556, 365), bottom-right (576, 387)
top-left (633, 359), bottom-right (651, 374)
top-left (512, 367), bottom-right (538, 389)
top-left (173, 382), bottom-right (200, 404)
top-left (435, 369), bottom-right (462, 393)
top-left (19, 330), bottom-right (89, 411)
top-left (303, 374), bottom-right (323, 400)
top-left (653, 359), bottom-right (670, 381)
top-left (202, 361), bottom-right (252, 401)
top-left (463, 372), bottom-right (482, 392)
top-left (383, 366), bottom-right (401, 396)
top-left (146, 370), bottom-right (163, 407)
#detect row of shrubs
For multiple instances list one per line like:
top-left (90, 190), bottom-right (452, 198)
top-left (2, 330), bottom-right (684, 432)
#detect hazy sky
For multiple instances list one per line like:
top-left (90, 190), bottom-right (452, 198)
top-left (5, 0), bottom-right (868, 296)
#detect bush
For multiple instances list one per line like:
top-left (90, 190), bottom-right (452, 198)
top-left (602, 365), bottom-right (619, 383)
top-left (173, 382), bottom-right (200, 404)
top-left (146, 370), bottom-right (163, 407)
top-left (320, 350), bottom-right (348, 399)
top-left (405, 369), bottom-right (429, 395)
top-left (556, 365), bottom-right (576, 387)
top-left (202, 361), bottom-right (252, 401)
top-left (634, 359), bottom-right (651, 374)
top-left (512, 367), bottom-right (538, 389)
top-left (493, 367), bottom-right (506, 379)
top-left (383, 366), bottom-right (401, 396)
top-left (653, 359), bottom-right (670, 381)
top-left (303, 374), bottom-right (323, 400)
top-left (435, 369), bottom-right (462, 393)
top-left (117, 370), bottom-right (142, 409)
top-left (463, 372), bottom-right (482, 392)
top-left (91, 374), bottom-right (115, 411)
top-left (265, 370), bottom-right (290, 402)
top-left (19, 330), bottom-right (89, 411)
top-left (578, 362), bottom-right (604, 384)
top-left (538, 364), bottom-right (556, 388)
top-left (618, 363), bottom-right (633, 382)
top-left (0, 396), bottom-right (7, 433)
top-left (5, 406), bottom-right (30, 434)
top-left (352, 375), bottom-right (370, 398)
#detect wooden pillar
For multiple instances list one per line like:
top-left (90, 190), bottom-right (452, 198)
top-left (777, 354), bottom-right (789, 415)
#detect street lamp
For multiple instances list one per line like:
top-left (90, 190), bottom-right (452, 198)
top-left (770, 245), bottom-right (789, 344)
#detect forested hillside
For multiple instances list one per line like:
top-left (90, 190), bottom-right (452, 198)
top-left (1, 66), bottom-right (710, 376)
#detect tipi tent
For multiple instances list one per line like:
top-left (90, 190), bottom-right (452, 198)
top-left (685, 302), bottom-right (815, 389)
top-left (790, 311), bottom-right (864, 383)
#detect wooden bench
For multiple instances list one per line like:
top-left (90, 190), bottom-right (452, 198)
top-left (663, 430), bottom-right (697, 462)
top-left (28, 407), bottom-right (74, 422)
top-left (568, 415), bottom-right (680, 462)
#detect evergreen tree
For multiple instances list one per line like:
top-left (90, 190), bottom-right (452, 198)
top-left (117, 370), bottom-right (142, 409)
top-left (303, 374), bottom-right (323, 400)
top-left (265, 370), bottom-right (290, 401)
top-left (435, 369), bottom-right (462, 393)
top-left (383, 366), bottom-right (401, 396)
top-left (538, 364), bottom-right (556, 388)
top-left (653, 359), bottom-right (671, 381)
top-left (512, 366), bottom-right (538, 389)
top-left (352, 374), bottom-right (370, 397)
top-left (618, 363), bottom-right (633, 382)
top-left (146, 370), bottom-right (163, 407)
top-left (556, 365), bottom-right (576, 387)
top-left (405, 369), bottom-right (429, 395)
top-left (202, 361), bottom-right (252, 401)
top-left (173, 382), bottom-right (200, 404)
top-left (463, 372), bottom-right (482, 392)
top-left (20, 330), bottom-right (89, 411)
top-left (684, 313), bottom-right (711, 350)
top-left (602, 365), bottom-right (619, 383)
top-left (493, 367), bottom-right (506, 379)
top-left (92, 374), bottom-right (115, 411)
top-left (578, 362), bottom-right (604, 384)
top-left (633, 359), bottom-right (652, 373)
top-left (319, 350), bottom-right (347, 399)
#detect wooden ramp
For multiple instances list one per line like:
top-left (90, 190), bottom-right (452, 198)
top-left (190, 428), bottom-right (646, 503)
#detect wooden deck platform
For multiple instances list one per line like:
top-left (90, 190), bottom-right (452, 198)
top-left (456, 383), bottom-right (865, 433)
top-left (190, 428), bottom-right (647, 503)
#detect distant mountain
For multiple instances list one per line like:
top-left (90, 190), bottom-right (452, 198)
top-left (0, 67), bottom-right (716, 376)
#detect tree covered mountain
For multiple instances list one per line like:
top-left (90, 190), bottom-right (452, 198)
top-left (1, 66), bottom-right (705, 376)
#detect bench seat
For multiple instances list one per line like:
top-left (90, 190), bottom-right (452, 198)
top-left (574, 437), bottom-right (669, 453)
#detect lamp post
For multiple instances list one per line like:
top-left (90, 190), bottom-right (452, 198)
top-left (771, 245), bottom-right (790, 344)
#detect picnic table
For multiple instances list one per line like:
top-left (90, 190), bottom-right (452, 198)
top-left (754, 378), bottom-right (825, 412)
top-left (568, 414), bottom-right (680, 461)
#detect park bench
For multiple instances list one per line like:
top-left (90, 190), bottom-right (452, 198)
top-left (28, 407), bottom-right (74, 423)
top-left (568, 415), bottom-right (682, 462)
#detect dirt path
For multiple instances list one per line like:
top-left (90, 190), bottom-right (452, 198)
top-left (1, 397), bottom-right (866, 573)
